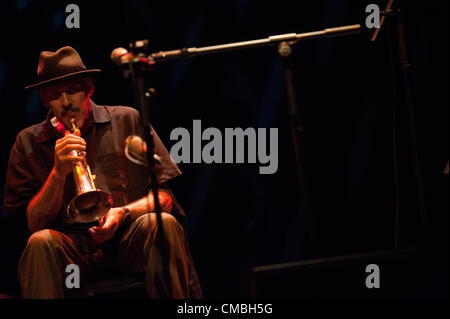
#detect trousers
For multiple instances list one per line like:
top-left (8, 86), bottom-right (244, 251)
top-left (18, 212), bottom-right (192, 299)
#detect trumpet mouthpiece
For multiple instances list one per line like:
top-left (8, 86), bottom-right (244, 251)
top-left (68, 118), bottom-right (77, 133)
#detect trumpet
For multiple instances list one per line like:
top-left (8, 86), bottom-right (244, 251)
top-left (58, 117), bottom-right (113, 224)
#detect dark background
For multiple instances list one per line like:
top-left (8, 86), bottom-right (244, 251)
top-left (0, 0), bottom-right (447, 298)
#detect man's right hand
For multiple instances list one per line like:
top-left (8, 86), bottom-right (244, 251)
top-left (54, 128), bottom-right (86, 177)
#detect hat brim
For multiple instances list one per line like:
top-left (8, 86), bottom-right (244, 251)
top-left (25, 69), bottom-right (101, 90)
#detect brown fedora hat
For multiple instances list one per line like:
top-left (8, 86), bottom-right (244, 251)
top-left (25, 46), bottom-right (101, 90)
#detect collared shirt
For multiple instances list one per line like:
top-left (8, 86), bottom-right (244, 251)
top-left (3, 99), bottom-right (183, 228)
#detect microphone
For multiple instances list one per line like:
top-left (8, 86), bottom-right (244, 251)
top-left (110, 47), bottom-right (132, 66)
top-left (111, 46), bottom-right (155, 67)
top-left (124, 135), bottom-right (162, 166)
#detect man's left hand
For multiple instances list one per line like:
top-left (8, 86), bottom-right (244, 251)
top-left (89, 207), bottom-right (125, 243)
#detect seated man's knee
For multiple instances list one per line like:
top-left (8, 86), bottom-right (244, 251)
top-left (19, 230), bottom-right (62, 274)
top-left (160, 212), bottom-right (177, 225)
top-left (135, 212), bottom-right (180, 233)
top-left (26, 229), bottom-right (61, 250)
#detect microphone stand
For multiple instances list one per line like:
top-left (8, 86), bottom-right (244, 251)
top-left (116, 24), bottom-right (361, 265)
top-left (372, 0), bottom-right (427, 252)
top-left (277, 41), bottom-right (318, 257)
top-left (124, 54), bottom-right (171, 297)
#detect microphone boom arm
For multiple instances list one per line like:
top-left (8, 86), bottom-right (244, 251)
top-left (114, 24), bottom-right (361, 65)
top-left (152, 24), bottom-right (360, 62)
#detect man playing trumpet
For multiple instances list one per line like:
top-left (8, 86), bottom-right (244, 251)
top-left (3, 46), bottom-right (202, 298)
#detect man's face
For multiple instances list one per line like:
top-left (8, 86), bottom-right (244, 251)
top-left (40, 78), bottom-right (92, 131)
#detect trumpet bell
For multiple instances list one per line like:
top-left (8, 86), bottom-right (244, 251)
top-left (66, 190), bottom-right (113, 224)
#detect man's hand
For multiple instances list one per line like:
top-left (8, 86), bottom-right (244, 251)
top-left (89, 207), bottom-right (125, 243)
top-left (54, 129), bottom-right (86, 177)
